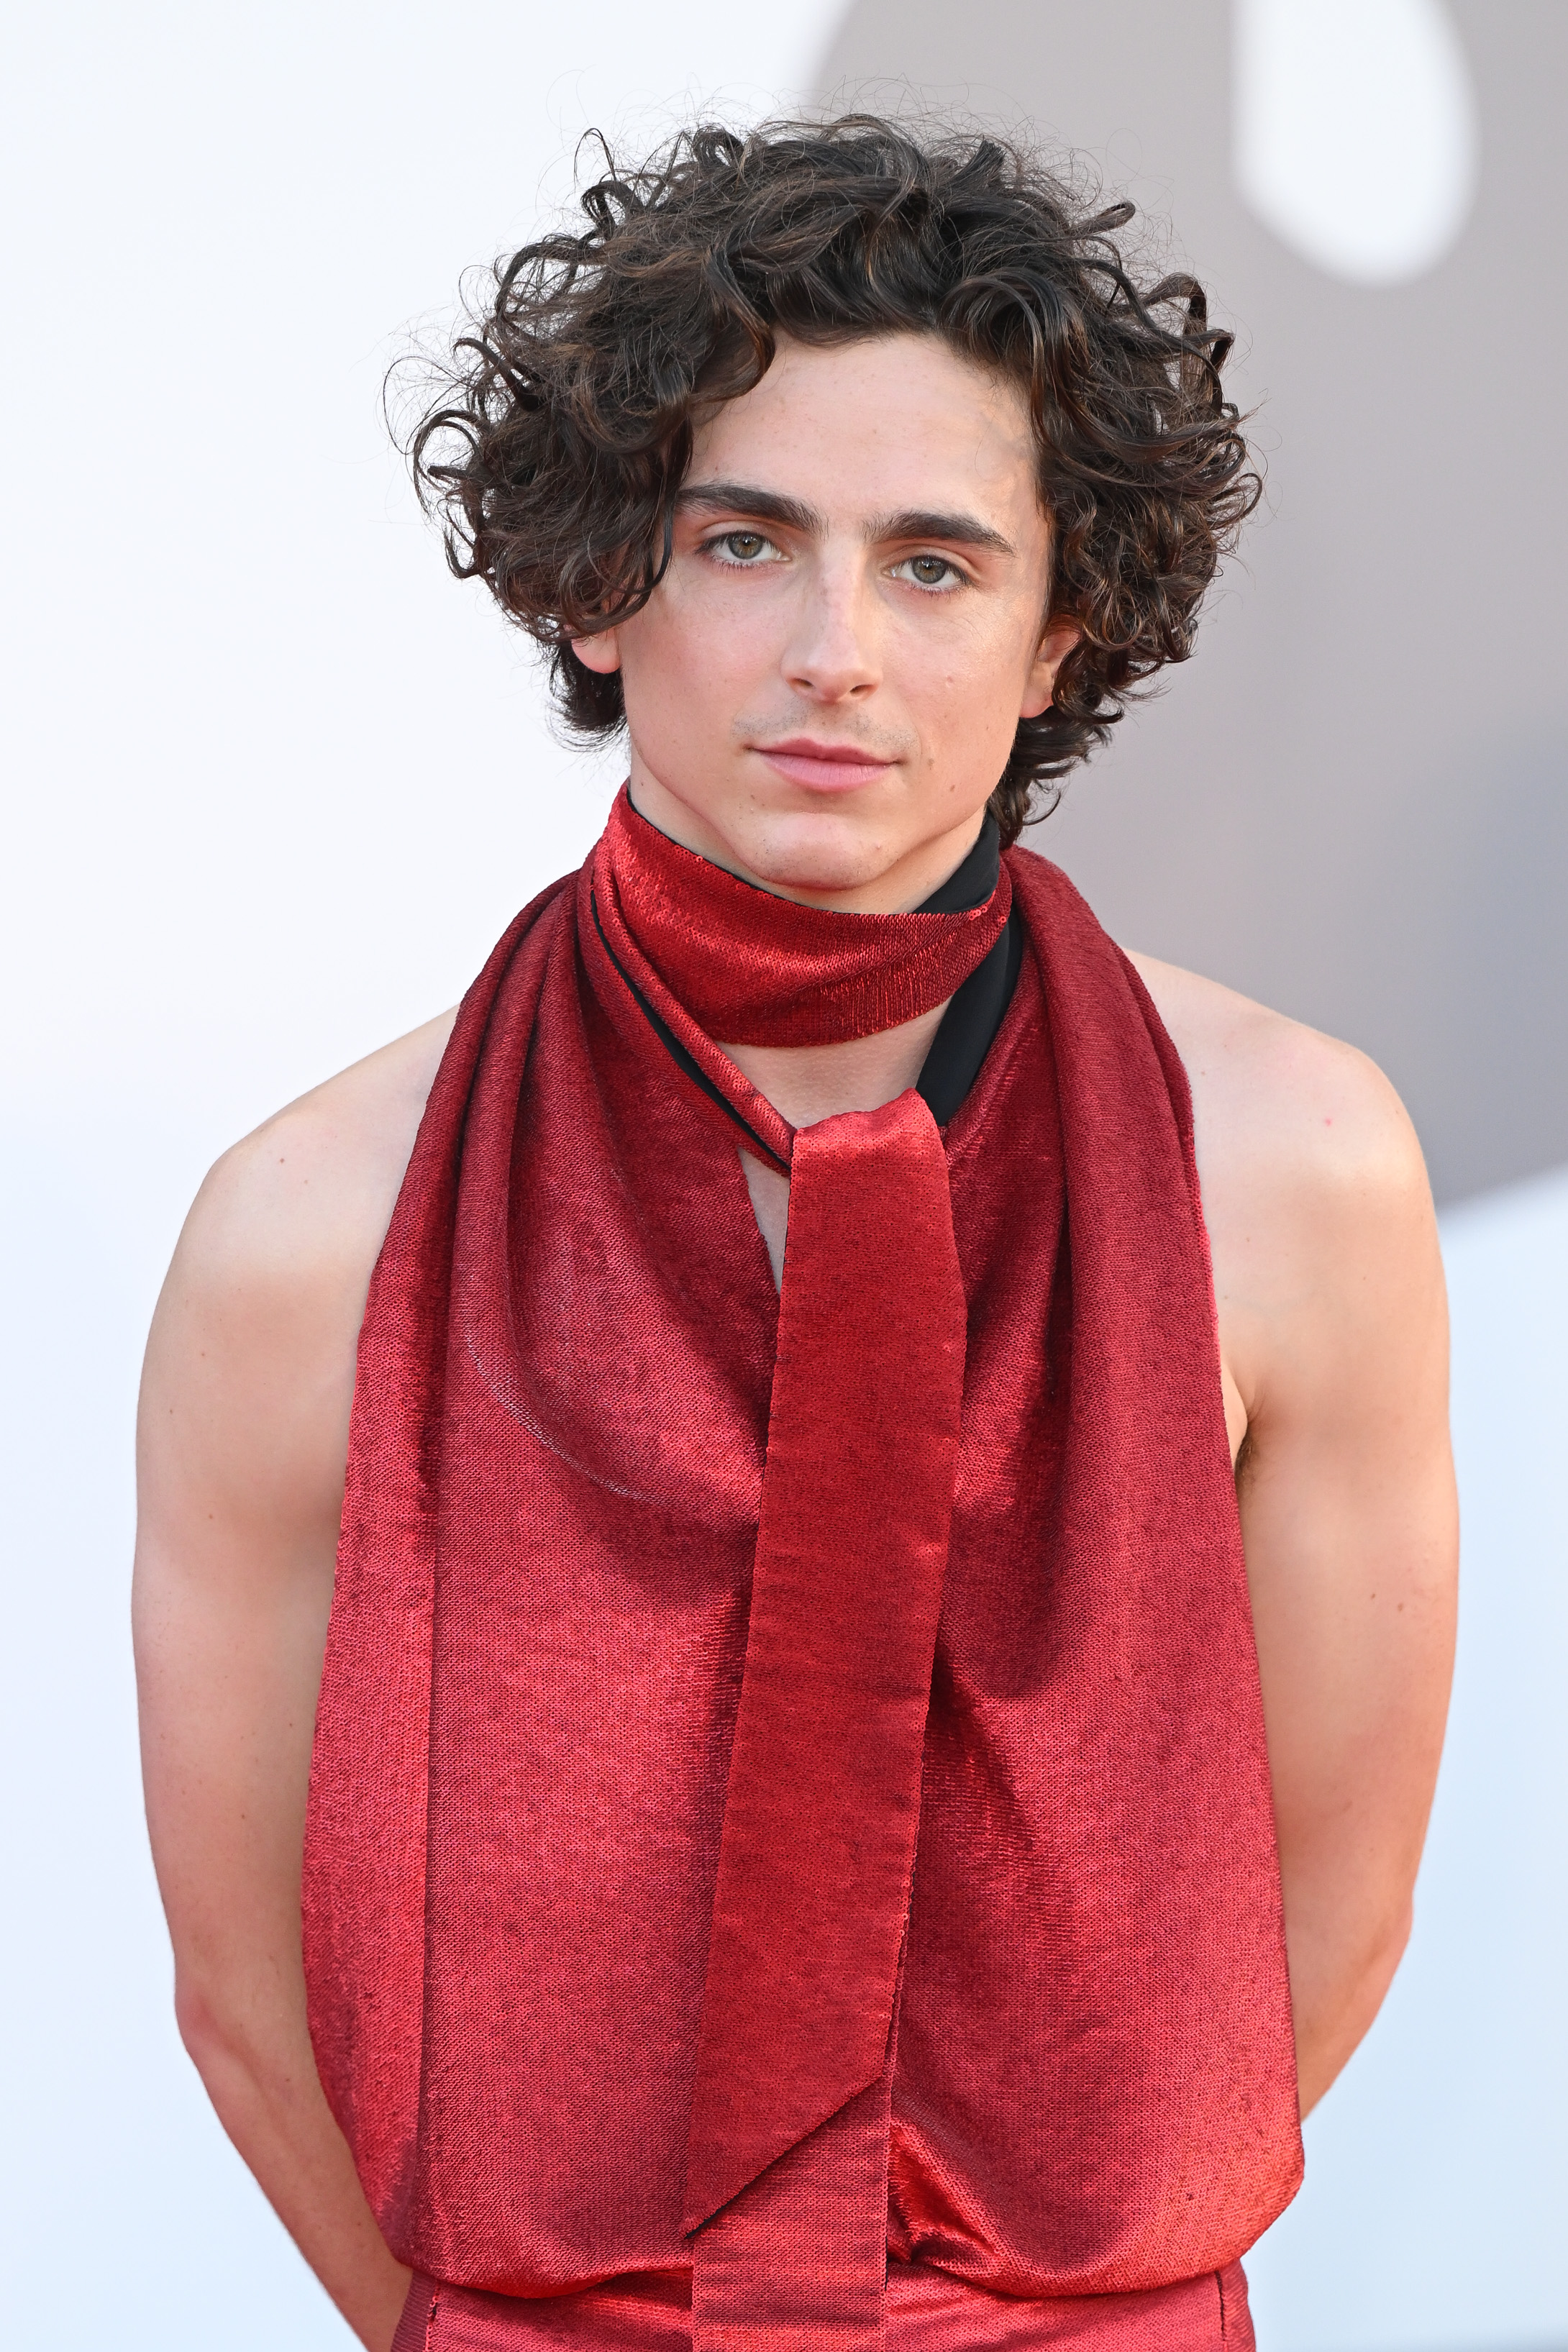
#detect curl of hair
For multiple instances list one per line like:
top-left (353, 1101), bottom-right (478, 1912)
top-left (408, 115), bottom-right (1258, 847)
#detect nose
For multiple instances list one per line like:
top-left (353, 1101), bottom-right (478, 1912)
top-left (780, 551), bottom-right (881, 703)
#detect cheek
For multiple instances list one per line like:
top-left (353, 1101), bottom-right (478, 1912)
top-left (624, 572), bottom-right (782, 710)
top-left (892, 598), bottom-right (1038, 722)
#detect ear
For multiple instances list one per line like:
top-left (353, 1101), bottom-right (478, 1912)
top-left (569, 626), bottom-right (622, 678)
top-left (1019, 617), bottom-right (1082, 721)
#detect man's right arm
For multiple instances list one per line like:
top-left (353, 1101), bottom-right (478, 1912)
top-left (133, 1016), bottom-right (452, 2351)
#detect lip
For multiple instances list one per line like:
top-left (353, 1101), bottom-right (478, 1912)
top-left (754, 738), bottom-right (898, 793)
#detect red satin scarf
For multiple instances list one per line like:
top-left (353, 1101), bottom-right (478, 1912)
top-left (594, 790), bottom-right (1011, 1054)
top-left (594, 794), bottom-right (1004, 2344)
top-left (304, 789), bottom-right (1302, 2352)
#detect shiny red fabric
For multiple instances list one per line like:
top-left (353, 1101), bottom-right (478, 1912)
top-left (682, 1089), bottom-right (967, 2323)
top-left (593, 789), bottom-right (1011, 1047)
top-left (392, 2260), bottom-right (1256, 2350)
top-left (304, 804), bottom-right (1301, 2352)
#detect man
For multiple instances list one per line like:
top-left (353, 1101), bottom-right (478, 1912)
top-left (134, 119), bottom-right (1457, 2352)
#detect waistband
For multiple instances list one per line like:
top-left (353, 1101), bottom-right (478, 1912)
top-left (393, 2261), bottom-right (1254, 2352)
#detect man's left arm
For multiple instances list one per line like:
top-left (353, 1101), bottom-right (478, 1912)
top-left (1208, 1016), bottom-right (1459, 2115)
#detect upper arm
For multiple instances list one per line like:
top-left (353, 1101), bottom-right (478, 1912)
top-left (135, 1140), bottom-right (364, 2025)
top-left (133, 1017), bottom-right (452, 2036)
top-left (1134, 956), bottom-right (1459, 1966)
top-left (1217, 1043), bottom-right (1455, 1928)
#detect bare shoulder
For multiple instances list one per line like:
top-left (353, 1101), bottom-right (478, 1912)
top-left (1125, 952), bottom-right (1442, 1423)
top-left (1126, 949), bottom-right (1428, 1218)
top-left (140, 1011), bottom-right (457, 1531)
top-left (183, 1008), bottom-right (459, 1302)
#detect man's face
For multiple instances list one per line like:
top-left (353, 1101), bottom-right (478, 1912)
top-left (571, 333), bottom-right (1074, 911)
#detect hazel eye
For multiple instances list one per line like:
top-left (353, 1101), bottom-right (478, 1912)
top-left (895, 552), bottom-right (963, 591)
top-left (707, 530), bottom-right (780, 566)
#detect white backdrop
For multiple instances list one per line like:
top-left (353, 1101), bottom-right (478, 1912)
top-left (1, 6), bottom-right (1562, 2346)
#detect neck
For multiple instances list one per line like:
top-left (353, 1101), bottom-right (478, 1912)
top-left (621, 767), bottom-right (997, 1123)
top-left (726, 1011), bottom-right (952, 1288)
top-left (627, 766), bottom-right (989, 914)
top-left (721, 1010), bottom-right (947, 1132)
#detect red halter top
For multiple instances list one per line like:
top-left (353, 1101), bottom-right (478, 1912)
top-left (303, 791), bottom-right (1302, 2352)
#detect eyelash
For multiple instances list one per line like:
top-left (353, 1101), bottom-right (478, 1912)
top-left (699, 532), bottom-right (967, 593)
top-left (703, 530), bottom-right (785, 569)
top-left (892, 554), bottom-right (965, 593)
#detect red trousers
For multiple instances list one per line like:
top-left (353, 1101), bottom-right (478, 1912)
top-left (393, 2261), bottom-right (1255, 2351)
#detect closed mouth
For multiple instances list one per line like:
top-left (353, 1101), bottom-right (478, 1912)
top-left (754, 739), bottom-right (898, 790)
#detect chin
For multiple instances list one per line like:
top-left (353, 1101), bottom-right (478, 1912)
top-left (731, 810), bottom-right (900, 899)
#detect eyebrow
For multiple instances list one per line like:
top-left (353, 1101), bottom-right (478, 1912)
top-left (868, 507), bottom-right (1016, 557)
top-left (677, 481), bottom-right (824, 534)
top-left (677, 480), bottom-right (1016, 558)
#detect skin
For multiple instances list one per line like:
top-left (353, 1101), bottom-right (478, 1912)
top-left (135, 334), bottom-right (1457, 2351)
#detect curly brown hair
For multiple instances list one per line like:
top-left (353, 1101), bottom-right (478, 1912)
top-left (410, 114), bottom-right (1257, 846)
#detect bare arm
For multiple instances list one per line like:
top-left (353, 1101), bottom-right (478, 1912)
top-left (134, 1015), bottom-right (453, 2350)
top-left (1137, 957), bottom-right (1458, 2116)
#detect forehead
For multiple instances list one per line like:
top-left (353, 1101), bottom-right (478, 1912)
top-left (688, 333), bottom-right (1043, 528)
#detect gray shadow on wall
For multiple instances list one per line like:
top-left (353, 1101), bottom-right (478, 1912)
top-left (816, 0), bottom-right (1567, 1204)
